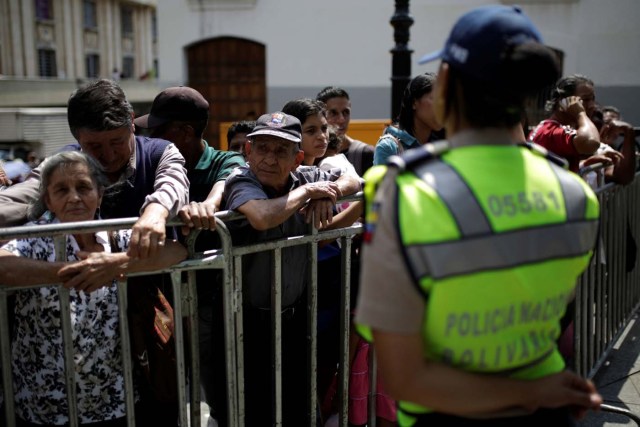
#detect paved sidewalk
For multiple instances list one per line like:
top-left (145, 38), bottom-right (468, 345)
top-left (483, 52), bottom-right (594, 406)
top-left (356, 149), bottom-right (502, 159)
top-left (578, 313), bottom-right (640, 426)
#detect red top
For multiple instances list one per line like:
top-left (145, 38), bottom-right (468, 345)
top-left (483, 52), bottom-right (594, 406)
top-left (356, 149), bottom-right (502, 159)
top-left (529, 119), bottom-right (580, 172)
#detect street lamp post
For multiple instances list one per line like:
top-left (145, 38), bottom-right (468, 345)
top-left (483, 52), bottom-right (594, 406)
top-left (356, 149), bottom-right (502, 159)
top-left (390, 0), bottom-right (414, 121)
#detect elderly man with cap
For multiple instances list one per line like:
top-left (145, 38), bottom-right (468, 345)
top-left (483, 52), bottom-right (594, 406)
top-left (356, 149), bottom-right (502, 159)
top-left (135, 86), bottom-right (245, 426)
top-left (218, 111), bottom-right (360, 425)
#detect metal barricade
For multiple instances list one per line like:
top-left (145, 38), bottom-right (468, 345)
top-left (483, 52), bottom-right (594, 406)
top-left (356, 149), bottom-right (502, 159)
top-left (574, 170), bottom-right (640, 424)
top-left (0, 194), bottom-right (364, 427)
top-left (0, 217), bottom-right (229, 427)
top-left (2, 169), bottom-right (638, 426)
top-left (574, 171), bottom-right (640, 379)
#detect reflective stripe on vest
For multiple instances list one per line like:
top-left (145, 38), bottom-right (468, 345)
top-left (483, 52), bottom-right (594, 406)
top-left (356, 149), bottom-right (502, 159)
top-left (405, 220), bottom-right (598, 281)
top-left (405, 159), bottom-right (596, 281)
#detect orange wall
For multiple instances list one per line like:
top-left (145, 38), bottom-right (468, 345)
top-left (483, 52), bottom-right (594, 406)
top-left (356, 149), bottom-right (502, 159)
top-left (218, 119), bottom-right (391, 150)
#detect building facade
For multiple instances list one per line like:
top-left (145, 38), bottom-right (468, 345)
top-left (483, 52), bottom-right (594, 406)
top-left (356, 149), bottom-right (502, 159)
top-left (1, 0), bottom-right (639, 150)
top-left (0, 0), bottom-right (159, 107)
top-left (156, 0), bottom-right (640, 128)
top-left (0, 0), bottom-right (160, 155)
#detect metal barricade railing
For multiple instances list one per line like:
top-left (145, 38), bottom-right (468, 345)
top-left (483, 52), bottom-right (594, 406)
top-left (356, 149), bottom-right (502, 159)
top-left (0, 194), bottom-right (364, 427)
top-left (0, 216), bottom-right (229, 427)
top-left (574, 171), bottom-right (640, 379)
top-left (2, 168), bottom-right (639, 426)
top-left (574, 170), bottom-right (640, 424)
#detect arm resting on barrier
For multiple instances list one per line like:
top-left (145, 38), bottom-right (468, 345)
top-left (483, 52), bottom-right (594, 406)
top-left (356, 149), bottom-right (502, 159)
top-left (373, 329), bottom-right (602, 419)
top-left (127, 202), bottom-right (169, 260)
top-left (178, 180), bottom-right (225, 235)
top-left (238, 181), bottom-right (341, 231)
top-left (0, 249), bottom-right (68, 286)
top-left (58, 240), bottom-right (187, 293)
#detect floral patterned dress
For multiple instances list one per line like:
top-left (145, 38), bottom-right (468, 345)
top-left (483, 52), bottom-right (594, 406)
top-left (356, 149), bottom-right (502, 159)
top-left (0, 215), bottom-right (131, 425)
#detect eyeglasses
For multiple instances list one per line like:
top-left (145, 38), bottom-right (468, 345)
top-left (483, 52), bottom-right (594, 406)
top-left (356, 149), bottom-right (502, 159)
top-left (251, 141), bottom-right (295, 159)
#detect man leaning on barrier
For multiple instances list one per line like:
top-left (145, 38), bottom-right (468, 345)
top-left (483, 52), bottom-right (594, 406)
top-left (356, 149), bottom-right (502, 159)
top-left (219, 112), bottom-right (361, 425)
top-left (0, 79), bottom-right (189, 259)
top-left (134, 85), bottom-right (246, 425)
top-left (0, 79), bottom-right (190, 425)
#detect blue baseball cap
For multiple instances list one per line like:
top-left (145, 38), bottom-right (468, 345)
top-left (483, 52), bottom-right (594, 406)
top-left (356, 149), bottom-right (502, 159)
top-left (418, 5), bottom-right (543, 84)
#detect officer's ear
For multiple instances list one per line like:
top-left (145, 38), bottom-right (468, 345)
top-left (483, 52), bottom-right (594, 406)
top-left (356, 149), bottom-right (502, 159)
top-left (434, 62), bottom-right (449, 128)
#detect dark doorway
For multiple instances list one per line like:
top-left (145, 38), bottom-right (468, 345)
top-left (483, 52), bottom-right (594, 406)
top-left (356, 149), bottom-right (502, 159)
top-left (186, 37), bottom-right (266, 148)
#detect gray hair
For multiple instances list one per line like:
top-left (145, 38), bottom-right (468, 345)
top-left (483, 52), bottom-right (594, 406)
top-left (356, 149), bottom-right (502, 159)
top-left (67, 79), bottom-right (134, 139)
top-left (29, 151), bottom-right (109, 220)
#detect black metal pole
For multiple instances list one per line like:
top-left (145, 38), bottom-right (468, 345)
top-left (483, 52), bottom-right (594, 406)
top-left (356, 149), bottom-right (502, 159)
top-left (390, 0), bottom-right (414, 122)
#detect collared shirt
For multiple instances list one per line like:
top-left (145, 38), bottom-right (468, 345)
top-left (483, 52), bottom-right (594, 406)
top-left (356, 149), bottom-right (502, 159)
top-left (222, 165), bottom-right (342, 308)
top-left (0, 136), bottom-right (189, 225)
top-left (188, 144), bottom-right (245, 203)
top-left (134, 138), bottom-right (189, 218)
top-left (0, 215), bottom-right (131, 424)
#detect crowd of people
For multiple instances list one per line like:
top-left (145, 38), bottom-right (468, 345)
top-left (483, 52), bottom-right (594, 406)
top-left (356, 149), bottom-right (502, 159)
top-left (0, 4), bottom-right (638, 427)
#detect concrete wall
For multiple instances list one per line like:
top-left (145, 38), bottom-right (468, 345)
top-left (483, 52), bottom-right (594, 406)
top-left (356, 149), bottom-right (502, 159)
top-left (157, 0), bottom-right (640, 124)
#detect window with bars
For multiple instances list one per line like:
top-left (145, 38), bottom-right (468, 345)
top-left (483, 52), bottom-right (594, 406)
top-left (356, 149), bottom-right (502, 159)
top-left (35, 0), bottom-right (53, 20)
top-left (86, 54), bottom-right (100, 78)
top-left (83, 0), bottom-right (97, 29)
top-left (122, 57), bottom-right (134, 79)
top-left (121, 7), bottom-right (133, 35)
top-left (38, 49), bottom-right (57, 77)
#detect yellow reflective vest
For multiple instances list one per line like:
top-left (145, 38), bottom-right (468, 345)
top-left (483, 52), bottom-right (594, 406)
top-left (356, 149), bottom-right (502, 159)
top-left (360, 142), bottom-right (599, 426)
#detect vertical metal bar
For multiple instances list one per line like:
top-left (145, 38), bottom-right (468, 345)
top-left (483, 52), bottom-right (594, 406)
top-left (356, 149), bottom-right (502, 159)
top-left (55, 235), bottom-right (79, 427)
top-left (338, 237), bottom-right (352, 427)
top-left (116, 278), bottom-right (136, 427)
top-left (183, 229), bottom-right (203, 427)
top-left (308, 226), bottom-right (318, 427)
top-left (574, 276), bottom-right (584, 377)
top-left (170, 271), bottom-right (189, 427)
top-left (595, 220), bottom-right (605, 364)
top-left (625, 186), bottom-right (633, 316)
top-left (613, 192), bottom-right (622, 332)
top-left (272, 248), bottom-right (283, 426)
top-left (587, 255), bottom-right (595, 374)
top-left (233, 255), bottom-right (245, 427)
top-left (606, 192), bottom-right (614, 344)
top-left (216, 220), bottom-right (240, 427)
top-left (186, 269), bottom-right (201, 427)
top-left (368, 345), bottom-right (378, 427)
top-left (0, 289), bottom-right (16, 427)
top-left (597, 191), bottom-right (606, 359)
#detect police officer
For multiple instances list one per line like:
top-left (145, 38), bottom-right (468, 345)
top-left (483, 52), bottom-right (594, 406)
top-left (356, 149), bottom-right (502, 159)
top-left (355, 5), bottom-right (602, 426)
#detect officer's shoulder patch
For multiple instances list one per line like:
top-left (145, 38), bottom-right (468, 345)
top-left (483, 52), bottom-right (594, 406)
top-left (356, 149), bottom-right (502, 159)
top-left (388, 140), bottom-right (449, 172)
top-left (519, 142), bottom-right (569, 169)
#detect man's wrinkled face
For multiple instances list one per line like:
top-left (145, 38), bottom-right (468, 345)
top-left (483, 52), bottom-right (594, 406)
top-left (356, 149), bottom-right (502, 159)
top-left (246, 136), bottom-right (302, 191)
top-left (76, 126), bottom-right (134, 178)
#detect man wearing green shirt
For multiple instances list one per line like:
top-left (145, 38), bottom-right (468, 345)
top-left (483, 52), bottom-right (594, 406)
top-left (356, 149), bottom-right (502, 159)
top-left (135, 86), bottom-right (245, 426)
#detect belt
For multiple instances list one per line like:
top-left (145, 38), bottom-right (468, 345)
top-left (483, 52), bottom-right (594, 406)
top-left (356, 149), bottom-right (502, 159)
top-left (253, 298), bottom-right (304, 321)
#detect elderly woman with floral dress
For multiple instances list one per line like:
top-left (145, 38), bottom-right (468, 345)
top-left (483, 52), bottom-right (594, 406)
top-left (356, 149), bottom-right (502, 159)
top-left (0, 151), bottom-right (186, 427)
